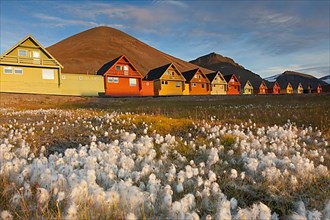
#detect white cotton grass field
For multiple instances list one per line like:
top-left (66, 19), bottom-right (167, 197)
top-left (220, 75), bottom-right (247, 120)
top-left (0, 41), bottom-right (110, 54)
top-left (0, 105), bottom-right (329, 220)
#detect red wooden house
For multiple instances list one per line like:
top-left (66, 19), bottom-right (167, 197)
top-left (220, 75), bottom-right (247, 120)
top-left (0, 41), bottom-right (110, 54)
top-left (315, 84), bottom-right (322, 93)
top-left (224, 74), bottom-right (241, 95)
top-left (182, 68), bottom-right (210, 95)
top-left (266, 81), bottom-right (281, 94)
top-left (97, 55), bottom-right (143, 96)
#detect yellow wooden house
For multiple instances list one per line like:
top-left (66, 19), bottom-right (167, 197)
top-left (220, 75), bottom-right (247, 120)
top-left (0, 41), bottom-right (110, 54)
top-left (144, 63), bottom-right (185, 96)
top-left (281, 82), bottom-right (294, 94)
top-left (296, 83), bottom-right (304, 94)
top-left (206, 71), bottom-right (227, 95)
top-left (0, 35), bottom-right (63, 95)
top-left (242, 80), bottom-right (254, 94)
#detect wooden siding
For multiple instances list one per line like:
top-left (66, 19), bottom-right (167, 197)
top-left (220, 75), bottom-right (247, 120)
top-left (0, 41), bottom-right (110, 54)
top-left (140, 81), bottom-right (154, 96)
top-left (243, 81), bottom-right (253, 94)
top-left (226, 75), bottom-right (240, 95)
top-left (210, 74), bottom-right (227, 95)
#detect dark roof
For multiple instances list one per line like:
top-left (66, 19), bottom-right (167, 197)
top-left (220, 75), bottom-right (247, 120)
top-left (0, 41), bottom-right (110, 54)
top-left (144, 63), bottom-right (172, 81)
top-left (206, 72), bottom-right (218, 82)
top-left (96, 55), bottom-right (122, 75)
top-left (182, 68), bottom-right (199, 82)
top-left (223, 74), bottom-right (234, 83)
top-left (265, 81), bottom-right (276, 88)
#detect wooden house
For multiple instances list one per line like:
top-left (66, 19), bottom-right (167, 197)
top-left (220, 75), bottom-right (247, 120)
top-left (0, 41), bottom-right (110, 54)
top-left (266, 81), bottom-right (281, 94)
top-left (0, 35), bottom-right (63, 94)
top-left (314, 84), bottom-right (322, 93)
top-left (242, 80), bottom-right (253, 94)
top-left (206, 71), bottom-right (227, 95)
top-left (97, 55), bottom-right (142, 96)
top-left (144, 63), bottom-right (185, 96)
top-left (224, 74), bottom-right (241, 95)
top-left (182, 68), bottom-right (210, 95)
top-left (296, 83), bottom-right (304, 94)
top-left (303, 84), bottom-right (312, 94)
top-left (281, 82), bottom-right (294, 94)
top-left (256, 81), bottom-right (268, 94)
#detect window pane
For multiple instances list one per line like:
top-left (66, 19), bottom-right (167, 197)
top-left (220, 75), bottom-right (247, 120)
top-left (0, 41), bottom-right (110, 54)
top-left (19, 50), bottom-right (27, 56)
top-left (114, 77), bottom-right (119, 83)
top-left (116, 66), bottom-right (121, 71)
top-left (14, 68), bottom-right (23, 75)
top-left (108, 77), bottom-right (113, 83)
top-left (176, 82), bottom-right (180, 87)
top-left (42, 69), bottom-right (54, 79)
top-left (129, 78), bottom-right (136, 86)
top-left (4, 67), bottom-right (13, 74)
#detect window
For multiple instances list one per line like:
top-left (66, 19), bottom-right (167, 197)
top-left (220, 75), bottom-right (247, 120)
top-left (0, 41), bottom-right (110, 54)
top-left (113, 77), bottom-right (119, 83)
top-left (192, 83), bottom-right (196, 87)
top-left (18, 49), bottom-right (27, 56)
top-left (198, 75), bottom-right (201, 79)
top-left (42, 69), bottom-right (54, 79)
top-left (213, 84), bottom-right (216, 87)
top-left (172, 71), bottom-right (175, 76)
top-left (108, 77), bottom-right (113, 83)
top-left (194, 75), bottom-right (197, 78)
top-left (32, 51), bottom-right (40, 58)
top-left (14, 68), bottom-right (23, 75)
top-left (129, 78), bottom-right (136, 86)
top-left (202, 83), bottom-right (205, 88)
top-left (116, 65), bottom-right (121, 71)
top-left (4, 67), bottom-right (13, 74)
top-left (123, 66), bottom-right (129, 75)
top-left (176, 82), bottom-right (181, 87)
top-left (162, 80), bottom-right (168, 85)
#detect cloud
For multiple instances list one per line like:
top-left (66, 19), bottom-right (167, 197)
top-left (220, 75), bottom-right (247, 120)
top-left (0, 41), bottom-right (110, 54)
top-left (34, 13), bottom-right (99, 28)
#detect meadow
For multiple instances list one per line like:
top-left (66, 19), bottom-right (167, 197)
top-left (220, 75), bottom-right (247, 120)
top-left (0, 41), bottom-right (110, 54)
top-left (0, 93), bottom-right (329, 219)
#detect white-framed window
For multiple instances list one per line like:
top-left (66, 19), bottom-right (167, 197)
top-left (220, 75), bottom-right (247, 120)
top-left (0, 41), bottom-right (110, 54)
top-left (4, 67), bottom-right (13, 74)
top-left (108, 77), bottom-right (113, 83)
top-left (14, 68), bottom-right (23, 75)
top-left (42, 69), bottom-right (54, 80)
top-left (18, 49), bottom-right (27, 56)
top-left (162, 80), bottom-right (168, 85)
top-left (32, 51), bottom-right (40, 58)
top-left (129, 78), bottom-right (137, 86)
top-left (176, 82), bottom-right (181, 87)
top-left (114, 77), bottom-right (119, 83)
top-left (192, 83), bottom-right (196, 87)
top-left (115, 65), bottom-right (121, 71)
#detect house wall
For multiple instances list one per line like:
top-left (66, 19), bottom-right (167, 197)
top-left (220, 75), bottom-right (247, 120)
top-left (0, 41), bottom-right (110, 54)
top-left (140, 81), bottom-right (154, 96)
top-left (0, 65), bottom-right (61, 95)
top-left (104, 76), bottom-right (141, 96)
top-left (158, 80), bottom-right (184, 96)
top-left (183, 83), bottom-right (190, 95)
top-left (210, 83), bottom-right (226, 95)
top-left (227, 83), bottom-right (240, 95)
top-left (189, 82), bottom-right (210, 95)
top-left (60, 73), bottom-right (104, 96)
top-left (243, 86), bottom-right (253, 94)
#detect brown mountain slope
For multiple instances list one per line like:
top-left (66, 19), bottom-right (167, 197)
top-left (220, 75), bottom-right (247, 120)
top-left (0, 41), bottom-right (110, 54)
top-left (47, 26), bottom-right (211, 75)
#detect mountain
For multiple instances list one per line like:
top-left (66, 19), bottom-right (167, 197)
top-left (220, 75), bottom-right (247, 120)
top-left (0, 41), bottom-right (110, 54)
top-left (189, 52), bottom-right (264, 87)
top-left (47, 26), bottom-right (211, 75)
top-left (266, 71), bottom-right (328, 89)
top-left (320, 75), bottom-right (330, 84)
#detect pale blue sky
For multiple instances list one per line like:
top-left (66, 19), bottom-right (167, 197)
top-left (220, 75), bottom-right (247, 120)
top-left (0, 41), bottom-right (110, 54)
top-left (1, 0), bottom-right (329, 78)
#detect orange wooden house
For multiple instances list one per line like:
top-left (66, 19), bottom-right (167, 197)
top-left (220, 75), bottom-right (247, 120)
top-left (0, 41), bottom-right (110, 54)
top-left (97, 55), bottom-right (145, 96)
top-left (256, 81), bottom-right (268, 94)
top-left (224, 74), bottom-right (240, 95)
top-left (314, 84), bottom-right (322, 93)
top-left (182, 68), bottom-right (210, 95)
top-left (266, 81), bottom-right (281, 94)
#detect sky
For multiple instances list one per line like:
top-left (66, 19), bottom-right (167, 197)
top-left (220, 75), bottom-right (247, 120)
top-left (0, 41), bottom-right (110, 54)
top-left (0, 0), bottom-right (329, 78)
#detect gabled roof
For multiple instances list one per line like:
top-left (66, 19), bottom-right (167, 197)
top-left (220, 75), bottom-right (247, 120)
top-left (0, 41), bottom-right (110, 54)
top-left (182, 68), bottom-right (199, 82)
top-left (224, 74), bottom-right (240, 85)
top-left (144, 63), bottom-right (184, 81)
top-left (259, 81), bottom-right (268, 89)
top-left (206, 71), bottom-right (226, 83)
top-left (244, 80), bottom-right (253, 88)
top-left (96, 55), bottom-right (142, 77)
top-left (0, 35), bottom-right (63, 68)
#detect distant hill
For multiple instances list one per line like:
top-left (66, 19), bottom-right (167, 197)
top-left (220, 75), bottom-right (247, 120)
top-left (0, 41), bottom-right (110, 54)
top-left (320, 75), bottom-right (330, 84)
top-left (190, 52), bottom-right (264, 87)
top-left (265, 71), bottom-right (328, 89)
top-left (47, 26), bottom-right (210, 75)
